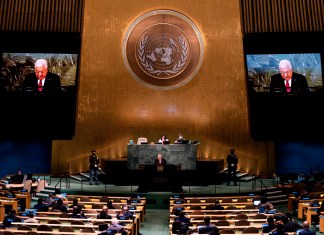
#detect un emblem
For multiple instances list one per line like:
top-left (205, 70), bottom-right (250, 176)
top-left (123, 10), bottom-right (204, 90)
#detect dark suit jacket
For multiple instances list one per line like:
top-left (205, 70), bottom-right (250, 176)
top-left (226, 154), bottom-right (238, 169)
top-left (22, 72), bottom-right (61, 93)
top-left (270, 72), bottom-right (309, 93)
top-left (299, 229), bottom-right (316, 235)
top-left (154, 158), bottom-right (167, 166)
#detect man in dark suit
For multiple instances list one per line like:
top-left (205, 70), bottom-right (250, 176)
top-left (89, 150), bottom-right (100, 185)
top-left (154, 153), bottom-right (167, 174)
top-left (154, 153), bottom-right (167, 166)
top-left (226, 148), bottom-right (238, 186)
top-left (270, 59), bottom-right (309, 93)
top-left (299, 221), bottom-right (316, 235)
top-left (22, 59), bottom-right (61, 93)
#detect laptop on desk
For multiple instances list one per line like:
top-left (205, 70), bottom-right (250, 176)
top-left (155, 141), bottom-right (170, 144)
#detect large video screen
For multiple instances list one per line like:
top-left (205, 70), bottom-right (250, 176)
top-left (0, 52), bottom-right (78, 93)
top-left (246, 53), bottom-right (323, 93)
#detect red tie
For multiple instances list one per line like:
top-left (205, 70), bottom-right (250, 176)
top-left (285, 80), bottom-right (290, 92)
top-left (38, 80), bottom-right (43, 91)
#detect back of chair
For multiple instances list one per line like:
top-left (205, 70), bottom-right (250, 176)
top-left (204, 204), bottom-right (216, 210)
top-left (37, 224), bottom-right (53, 231)
top-left (70, 220), bottom-right (85, 225)
top-left (80, 196), bottom-right (91, 202)
top-left (189, 205), bottom-right (202, 210)
top-left (235, 214), bottom-right (248, 220)
top-left (80, 228), bottom-right (95, 233)
top-left (244, 204), bottom-right (256, 209)
top-left (100, 196), bottom-right (110, 202)
top-left (215, 220), bottom-right (230, 226)
top-left (112, 198), bottom-right (122, 203)
top-left (237, 197), bottom-right (248, 203)
top-left (189, 198), bottom-right (201, 203)
top-left (205, 198), bottom-right (217, 203)
top-left (190, 210), bottom-right (204, 216)
top-left (225, 205), bottom-right (237, 210)
top-left (17, 225), bottom-right (32, 231)
top-left (59, 212), bottom-right (71, 218)
top-left (253, 213), bottom-right (267, 219)
top-left (47, 219), bottom-right (62, 224)
top-left (222, 198), bottom-right (233, 203)
top-left (235, 219), bottom-right (250, 227)
top-left (242, 226), bottom-right (259, 233)
top-left (92, 204), bottom-right (103, 209)
top-left (59, 226), bottom-right (75, 232)
top-left (220, 229), bottom-right (235, 234)
top-left (2, 231), bottom-right (16, 235)
top-left (26, 232), bottom-right (38, 235)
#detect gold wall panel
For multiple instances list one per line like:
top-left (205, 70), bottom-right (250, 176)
top-left (52, 0), bottom-right (275, 177)
top-left (241, 0), bottom-right (324, 33)
top-left (0, 0), bottom-right (84, 32)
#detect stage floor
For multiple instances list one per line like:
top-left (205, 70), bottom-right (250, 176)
top-left (47, 176), bottom-right (277, 196)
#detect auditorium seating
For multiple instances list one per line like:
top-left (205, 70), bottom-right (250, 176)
top-left (168, 194), bottom-right (287, 235)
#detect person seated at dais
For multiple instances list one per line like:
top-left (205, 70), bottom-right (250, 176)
top-left (158, 133), bottom-right (169, 144)
top-left (174, 132), bottom-right (184, 143)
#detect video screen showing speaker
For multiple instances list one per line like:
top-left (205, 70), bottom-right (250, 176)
top-left (0, 31), bottom-right (81, 140)
top-left (243, 32), bottom-right (324, 141)
top-left (0, 52), bottom-right (78, 94)
top-left (246, 53), bottom-right (323, 93)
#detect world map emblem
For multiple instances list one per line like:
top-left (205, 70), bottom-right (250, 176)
top-left (123, 10), bottom-right (204, 90)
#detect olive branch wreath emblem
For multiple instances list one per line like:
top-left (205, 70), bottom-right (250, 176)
top-left (138, 36), bottom-right (188, 76)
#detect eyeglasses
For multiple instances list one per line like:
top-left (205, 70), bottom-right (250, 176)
top-left (35, 70), bottom-right (47, 74)
top-left (280, 70), bottom-right (292, 75)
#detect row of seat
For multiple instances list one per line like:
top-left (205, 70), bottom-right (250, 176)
top-left (169, 195), bottom-right (282, 235)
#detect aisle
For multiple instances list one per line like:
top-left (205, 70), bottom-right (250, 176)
top-left (139, 209), bottom-right (170, 235)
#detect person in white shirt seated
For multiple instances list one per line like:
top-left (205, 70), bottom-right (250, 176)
top-left (158, 134), bottom-right (169, 143)
top-left (24, 213), bottom-right (39, 223)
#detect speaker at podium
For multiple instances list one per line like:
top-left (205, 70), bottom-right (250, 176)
top-left (137, 164), bottom-right (182, 193)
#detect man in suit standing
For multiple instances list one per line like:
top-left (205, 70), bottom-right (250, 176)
top-left (270, 59), bottom-right (309, 93)
top-left (89, 150), bottom-right (100, 185)
top-left (154, 153), bottom-right (167, 166)
top-left (154, 153), bottom-right (167, 174)
top-left (226, 148), bottom-right (238, 186)
top-left (22, 59), bottom-right (61, 93)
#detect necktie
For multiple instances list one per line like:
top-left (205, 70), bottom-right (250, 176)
top-left (285, 80), bottom-right (290, 92)
top-left (38, 80), bottom-right (43, 91)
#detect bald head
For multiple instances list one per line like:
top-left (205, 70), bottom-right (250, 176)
top-left (303, 221), bottom-right (310, 228)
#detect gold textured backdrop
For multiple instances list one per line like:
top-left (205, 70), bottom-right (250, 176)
top-left (51, 0), bottom-right (275, 177)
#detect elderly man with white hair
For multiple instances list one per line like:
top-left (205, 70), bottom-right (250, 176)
top-left (22, 58), bottom-right (61, 93)
top-left (108, 218), bottom-right (127, 234)
top-left (270, 59), bottom-right (309, 93)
